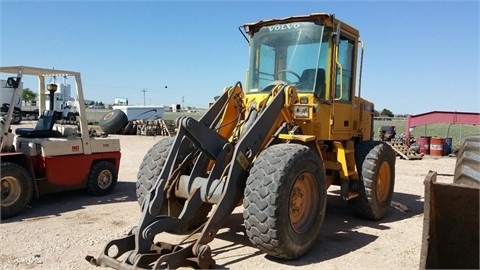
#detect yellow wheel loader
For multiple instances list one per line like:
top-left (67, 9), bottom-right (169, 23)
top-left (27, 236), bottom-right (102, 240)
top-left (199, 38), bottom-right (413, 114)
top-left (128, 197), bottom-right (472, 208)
top-left (87, 13), bottom-right (395, 269)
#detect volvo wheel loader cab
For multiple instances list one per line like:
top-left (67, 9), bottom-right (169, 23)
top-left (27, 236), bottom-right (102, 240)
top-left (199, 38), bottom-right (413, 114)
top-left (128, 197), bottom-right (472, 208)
top-left (87, 13), bottom-right (395, 269)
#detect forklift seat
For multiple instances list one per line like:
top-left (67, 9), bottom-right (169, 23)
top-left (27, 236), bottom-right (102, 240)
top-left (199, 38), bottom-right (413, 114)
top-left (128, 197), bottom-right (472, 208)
top-left (16, 110), bottom-right (62, 138)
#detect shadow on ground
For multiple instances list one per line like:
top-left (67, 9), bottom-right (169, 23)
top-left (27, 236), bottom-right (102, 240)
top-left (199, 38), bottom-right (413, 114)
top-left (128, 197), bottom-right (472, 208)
top-left (2, 181), bottom-right (137, 223)
top-left (212, 190), bottom-right (423, 268)
top-left (3, 180), bottom-right (424, 268)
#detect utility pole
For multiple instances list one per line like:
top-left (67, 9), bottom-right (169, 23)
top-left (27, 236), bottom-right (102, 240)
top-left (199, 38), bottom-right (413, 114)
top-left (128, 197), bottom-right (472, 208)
top-left (141, 89), bottom-right (147, 106)
top-left (182, 96), bottom-right (185, 115)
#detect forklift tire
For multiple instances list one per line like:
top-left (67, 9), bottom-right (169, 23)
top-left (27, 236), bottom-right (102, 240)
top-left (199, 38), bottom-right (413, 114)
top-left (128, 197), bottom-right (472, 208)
top-left (99, 109), bottom-right (128, 134)
top-left (349, 141), bottom-right (395, 220)
top-left (1, 162), bottom-right (33, 219)
top-left (243, 143), bottom-right (327, 259)
top-left (136, 137), bottom-right (211, 231)
top-left (453, 135), bottom-right (480, 187)
top-left (86, 161), bottom-right (117, 196)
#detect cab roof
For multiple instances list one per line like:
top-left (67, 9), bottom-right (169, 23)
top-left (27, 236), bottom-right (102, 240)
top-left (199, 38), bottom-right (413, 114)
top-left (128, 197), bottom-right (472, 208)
top-left (243, 13), bottom-right (359, 37)
top-left (0, 66), bottom-right (80, 77)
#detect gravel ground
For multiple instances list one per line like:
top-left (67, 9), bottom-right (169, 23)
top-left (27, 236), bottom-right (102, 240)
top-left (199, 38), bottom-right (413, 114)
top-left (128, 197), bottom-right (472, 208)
top-left (0, 122), bottom-right (458, 270)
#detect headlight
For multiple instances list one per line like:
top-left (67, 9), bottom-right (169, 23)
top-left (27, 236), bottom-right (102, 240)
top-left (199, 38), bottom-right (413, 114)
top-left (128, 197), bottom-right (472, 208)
top-left (294, 105), bottom-right (309, 118)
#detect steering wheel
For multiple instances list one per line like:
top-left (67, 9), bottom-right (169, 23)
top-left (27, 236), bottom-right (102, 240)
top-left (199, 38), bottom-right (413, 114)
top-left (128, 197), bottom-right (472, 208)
top-left (275, 70), bottom-right (301, 84)
top-left (261, 80), bottom-right (287, 92)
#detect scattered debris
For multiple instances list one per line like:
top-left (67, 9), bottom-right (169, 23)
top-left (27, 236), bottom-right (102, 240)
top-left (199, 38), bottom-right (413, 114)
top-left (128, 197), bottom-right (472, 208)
top-left (118, 119), bottom-right (176, 136)
top-left (387, 141), bottom-right (423, 160)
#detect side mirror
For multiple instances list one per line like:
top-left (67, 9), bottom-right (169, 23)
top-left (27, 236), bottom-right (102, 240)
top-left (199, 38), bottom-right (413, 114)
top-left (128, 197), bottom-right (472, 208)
top-left (334, 22), bottom-right (341, 46)
top-left (5, 77), bottom-right (21, 88)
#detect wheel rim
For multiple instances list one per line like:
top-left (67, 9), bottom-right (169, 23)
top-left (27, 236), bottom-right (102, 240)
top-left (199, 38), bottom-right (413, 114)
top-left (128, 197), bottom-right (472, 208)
top-left (376, 161), bottom-right (392, 203)
top-left (103, 112), bottom-right (114, 121)
top-left (1, 177), bottom-right (21, 206)
top-left (97, 170), bottom-right (113, 189)
top-left (289, 172), bottom-right (318, 234)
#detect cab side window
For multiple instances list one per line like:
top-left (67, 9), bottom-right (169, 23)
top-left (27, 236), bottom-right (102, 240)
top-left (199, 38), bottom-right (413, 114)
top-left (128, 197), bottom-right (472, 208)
top-left (335, 36), bottom-right (355, 102)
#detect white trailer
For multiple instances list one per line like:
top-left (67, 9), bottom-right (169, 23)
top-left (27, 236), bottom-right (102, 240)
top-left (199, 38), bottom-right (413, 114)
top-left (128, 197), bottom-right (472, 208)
top-left (0, 80), bottom-right (23, 108)
top-left (112, 105), bottom-right (164, 121)
top-left (0, 79), bottom-right (23, 124)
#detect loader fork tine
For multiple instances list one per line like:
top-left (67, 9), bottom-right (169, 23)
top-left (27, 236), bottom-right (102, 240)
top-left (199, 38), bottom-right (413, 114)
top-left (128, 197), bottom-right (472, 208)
top-left (102, 234), bottom-right (136, 260)
top-left (151, 243), bottom-right (215, 269)
top-left (87, 85), bottom-right (245, 269)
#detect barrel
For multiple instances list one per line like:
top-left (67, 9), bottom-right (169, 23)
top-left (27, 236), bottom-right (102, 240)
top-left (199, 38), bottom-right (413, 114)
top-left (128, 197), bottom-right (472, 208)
top-left (444, 137), bottom-right (453, 156)
top-left (418, 136), bottom-right (431, 155)
top-left (430, 137), bottom-right (445, 156)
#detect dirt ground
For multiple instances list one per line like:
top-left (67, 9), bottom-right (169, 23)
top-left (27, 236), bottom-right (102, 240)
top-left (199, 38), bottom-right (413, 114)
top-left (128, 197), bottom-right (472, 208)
top-left (0, 122), bottom-right (458, 270)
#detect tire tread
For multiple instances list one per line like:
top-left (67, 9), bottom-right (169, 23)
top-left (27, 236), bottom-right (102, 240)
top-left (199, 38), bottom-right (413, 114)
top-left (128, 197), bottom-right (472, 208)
top-left (243, 144), bottom-right (326, 259)
top-left (453, 135), bottom-right (480, 187)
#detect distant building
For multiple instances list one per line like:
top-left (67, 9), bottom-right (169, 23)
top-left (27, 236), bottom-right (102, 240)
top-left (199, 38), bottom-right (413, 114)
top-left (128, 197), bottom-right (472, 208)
top-left (114, 97), bottom-right (128, 106)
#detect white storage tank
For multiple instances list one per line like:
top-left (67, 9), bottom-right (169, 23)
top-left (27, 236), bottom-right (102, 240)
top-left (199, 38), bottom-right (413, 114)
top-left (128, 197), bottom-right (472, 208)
top-left (45, 83), bottom-right (72, 110)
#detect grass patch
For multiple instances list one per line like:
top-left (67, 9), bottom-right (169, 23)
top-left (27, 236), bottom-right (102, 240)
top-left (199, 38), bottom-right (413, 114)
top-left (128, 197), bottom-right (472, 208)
top-left (374, 119), bottom-right (480, 149)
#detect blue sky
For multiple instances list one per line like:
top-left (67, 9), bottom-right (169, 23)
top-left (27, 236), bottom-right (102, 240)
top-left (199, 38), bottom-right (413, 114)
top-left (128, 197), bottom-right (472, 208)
top-left (1, 0), bottom-right (478, 115)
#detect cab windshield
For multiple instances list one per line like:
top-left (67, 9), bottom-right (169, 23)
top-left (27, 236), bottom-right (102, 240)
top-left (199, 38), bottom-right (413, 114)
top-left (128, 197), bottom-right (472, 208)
top-left (246, 21), bottom-right (330, 98)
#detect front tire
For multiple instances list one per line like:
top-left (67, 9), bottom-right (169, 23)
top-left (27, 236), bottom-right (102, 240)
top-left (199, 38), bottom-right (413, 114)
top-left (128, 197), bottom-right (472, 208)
top-left (349, 141), bottom-right (395, 220)
top-left (243, 143), bottom-right (327, 259)
top-left (1, 162), bottom-right (33, 219)
top-left (136, 137), bottom-right (175, 205)
top-left (136, 137), bottom-right (211, 231)
top-left (86, 161), bottom-right (117, 196)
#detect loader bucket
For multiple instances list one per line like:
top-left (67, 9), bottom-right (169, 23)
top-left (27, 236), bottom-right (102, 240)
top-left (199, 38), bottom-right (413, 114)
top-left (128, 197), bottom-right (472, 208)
top-left (420, 171), bottom-right (479, 269)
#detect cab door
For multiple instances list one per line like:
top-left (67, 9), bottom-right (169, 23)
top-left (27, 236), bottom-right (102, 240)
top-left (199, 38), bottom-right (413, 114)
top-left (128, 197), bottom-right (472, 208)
top-left (331, 31), bottom-right (357, 140)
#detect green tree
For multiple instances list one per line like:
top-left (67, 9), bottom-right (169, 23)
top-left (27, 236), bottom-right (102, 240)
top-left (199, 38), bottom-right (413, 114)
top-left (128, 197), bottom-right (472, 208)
top-left (380, 108), bottom-right (394, 117)
top-left (21, 88), bottom-right (37, 105)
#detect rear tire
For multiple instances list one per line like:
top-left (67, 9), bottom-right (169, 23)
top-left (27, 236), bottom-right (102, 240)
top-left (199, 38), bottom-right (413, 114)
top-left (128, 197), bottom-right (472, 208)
top-left (86, 161), bottom-right (117, 196)
top-left (349, 141), bottom-right (395, 220)
top-left (1, 162), bottom-right (33, 219)
top-left (99, 109), bottom-right (128, 134)
top-left (136, 137), bottom-right (211, 231)
top-left (243, 143), bottom-right (326, 259)
top-left (453, 135), bottom-right (480, 187)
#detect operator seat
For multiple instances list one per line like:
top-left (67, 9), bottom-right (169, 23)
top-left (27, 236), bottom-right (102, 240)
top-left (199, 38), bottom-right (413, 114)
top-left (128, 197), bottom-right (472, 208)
top-left (16, 110), bottom-right (62, 138)
top-left (296, 68), bottom-right (326, 99)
